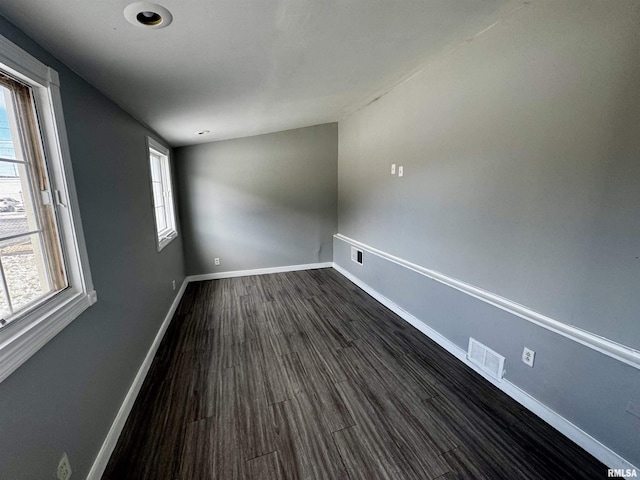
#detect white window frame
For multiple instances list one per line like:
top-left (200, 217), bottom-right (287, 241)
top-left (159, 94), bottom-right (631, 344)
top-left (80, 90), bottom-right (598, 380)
top-left (147, 137), bottom-right (177, 251)
top-left (0, 34), bottom-right (96, 383)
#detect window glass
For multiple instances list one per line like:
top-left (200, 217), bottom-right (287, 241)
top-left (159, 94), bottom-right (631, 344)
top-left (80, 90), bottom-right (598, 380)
top-left (0, 33), bottom-right (95, 383)
top-left (0, 76), bottom-right (67, 328)
top-left (0, 87), bottom-right (17, 160)
top-left (148, 139), bottom-right (177, 251)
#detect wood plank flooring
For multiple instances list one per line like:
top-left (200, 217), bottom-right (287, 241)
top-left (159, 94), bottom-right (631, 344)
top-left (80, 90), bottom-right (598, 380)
top-left (102, 268), bottom-right (607, 479)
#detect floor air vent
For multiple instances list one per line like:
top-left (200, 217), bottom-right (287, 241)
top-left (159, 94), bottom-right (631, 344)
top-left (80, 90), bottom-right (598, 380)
top-left (467, 338), bottom-right (505, 381)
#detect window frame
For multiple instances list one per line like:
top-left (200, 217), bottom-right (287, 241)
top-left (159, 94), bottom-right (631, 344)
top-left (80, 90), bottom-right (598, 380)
top-left (147, 137), bottom-right (177, 252)
top-left (0, 34), bottom-right (96, 383)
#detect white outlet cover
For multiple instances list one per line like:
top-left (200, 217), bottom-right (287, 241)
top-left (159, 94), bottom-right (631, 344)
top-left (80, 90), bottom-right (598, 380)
top-left (391, 164), bottom-right (396, 174)
top-left (522, 347), bottom-right (535, 367)
top-left (56, 452), bottom-right (72, 480)
top-left (398, 166), bottom-right (404, 177)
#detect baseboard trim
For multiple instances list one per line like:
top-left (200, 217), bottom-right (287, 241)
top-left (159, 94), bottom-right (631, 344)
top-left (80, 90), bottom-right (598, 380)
top-left (88, 262), bottom-right (332, 478)
top-left (86, 278), bottom-right (189, 480)
top-left (187, 262), bottom-right (333, 282)
top-left (335, 234), bottom-right (640, 371)
top-left (332, 263), bottom-right (637, 471)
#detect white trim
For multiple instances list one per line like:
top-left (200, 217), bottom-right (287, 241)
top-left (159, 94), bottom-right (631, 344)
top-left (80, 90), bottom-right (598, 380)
top-left (88, 259), bottom-right (637, 474)
top-left (0, 33), bottom-right (96, 383)
top-left (46, 78), bottom-right (94, 296)
top-left (0, 34), bottom-right (56, 87)
top-left (88, 261), bottom-right (330, 477)
top-left (147, 136), bottom-right (178, 252)
top-left (187, 262), bottom-right (333, 282)
top-left (86, 278), bottom-right (188, 480)
top-left (0, 291), bottom-right (94, 383)
top-left (332, 263), bottom-right (638, 471)
top-left (334, 234), bottom-right (640, 371)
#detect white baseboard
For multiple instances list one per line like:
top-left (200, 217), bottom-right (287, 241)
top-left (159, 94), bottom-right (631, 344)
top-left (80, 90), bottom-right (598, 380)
top-left (332, 263), bottom-right (637, 472)
top-left (335, 234), bottom-right (640, 371)
top-left (187, 262), bottom-right (333, 282)
top-left (86, 278), bottom-right (189, 480)
top-left (88, 262), bottom-right (332, 478)
top-left (89, 261), bottom-right (636, 475)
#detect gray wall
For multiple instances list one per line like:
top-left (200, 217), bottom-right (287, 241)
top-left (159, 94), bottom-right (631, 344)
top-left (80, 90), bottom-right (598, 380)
top-left (176, 124), bottom-right (338, 275)
top-left (334, 237), bottom-right (640, 467)
top-left (337, 0), bottom-right (640, 467)
top-left (0, 16), bottom-right (185, 479)
top-left (338, 0), bottom-right (640, 348)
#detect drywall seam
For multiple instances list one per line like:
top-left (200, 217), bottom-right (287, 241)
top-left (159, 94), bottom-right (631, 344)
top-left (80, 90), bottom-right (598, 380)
top-left (342, 0), bottom-right (529, 120)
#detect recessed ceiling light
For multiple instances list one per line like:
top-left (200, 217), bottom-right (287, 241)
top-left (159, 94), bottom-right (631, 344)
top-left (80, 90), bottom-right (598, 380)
top-left (137, 11), bottom-right (163, 26)
top-left (124, 2), bottom-right (173, 29)
top-left (195, 130), bottom-right (210, 136)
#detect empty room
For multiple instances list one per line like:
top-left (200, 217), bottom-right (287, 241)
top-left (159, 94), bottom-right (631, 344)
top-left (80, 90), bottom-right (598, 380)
top-left (0, 0), bottom-right (638, 478)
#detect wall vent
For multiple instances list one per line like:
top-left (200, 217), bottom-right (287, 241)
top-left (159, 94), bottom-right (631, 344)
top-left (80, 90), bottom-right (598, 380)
top-left (467, 338), bottom-right (505, 381)
top-left (351, 246), bottom-right (363, 265)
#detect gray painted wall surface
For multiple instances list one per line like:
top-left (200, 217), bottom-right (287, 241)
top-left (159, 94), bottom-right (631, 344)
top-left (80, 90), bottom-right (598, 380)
top-left (0, 16), bottom-right (185, 479)
top-left (334, 237), bottom-right (640, 467)
top-left (338, 0), bottom-right (640, 349)
top-left (337, 0), bottom-right (640, 467)
top-left (176, 124), bottom-right (338, 275)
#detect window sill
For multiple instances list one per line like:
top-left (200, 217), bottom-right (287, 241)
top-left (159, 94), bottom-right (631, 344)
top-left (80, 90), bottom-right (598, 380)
top-left (157, 230), bottom-right (178, 252)
top-left (0, 289), bottom-right (97, 383)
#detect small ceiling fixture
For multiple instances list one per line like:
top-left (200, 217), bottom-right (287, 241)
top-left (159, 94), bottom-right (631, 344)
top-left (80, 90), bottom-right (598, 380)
top-left (124, 2), bottom-right (173, 29)
top-left (195, 130), bottom-right (211, 136)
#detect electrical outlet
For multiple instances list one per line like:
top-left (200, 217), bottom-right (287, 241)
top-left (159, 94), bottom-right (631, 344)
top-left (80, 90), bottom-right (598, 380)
top-left (398, 166), bottom-right (404, 177)
top-left (56, 453), bottom-right (72, 480)
top-left (391, 164), bottom-right (396, 175)
top-left (214, 257), bottom-right (220, 266)
top-left (522, 347), bottom-right (535, 367)
top-left (172, 280), bottom-right (176, 290)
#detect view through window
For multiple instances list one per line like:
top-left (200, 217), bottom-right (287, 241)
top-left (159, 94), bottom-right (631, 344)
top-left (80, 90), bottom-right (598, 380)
top-left (0, 34), bottom-right (94, 383)
top-left (0, 72), bottom-right (67, 327)
top-left (148, 138), bottom-right (177, 251)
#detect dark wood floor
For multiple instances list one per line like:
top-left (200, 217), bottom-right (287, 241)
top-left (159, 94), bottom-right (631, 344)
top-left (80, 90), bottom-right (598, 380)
top-left (103, 268), bottom-right (606, 479)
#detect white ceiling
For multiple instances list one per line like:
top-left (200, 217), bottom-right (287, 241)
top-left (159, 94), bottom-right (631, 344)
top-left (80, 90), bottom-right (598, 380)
top-left (0, 0), bottom-right (511, 146)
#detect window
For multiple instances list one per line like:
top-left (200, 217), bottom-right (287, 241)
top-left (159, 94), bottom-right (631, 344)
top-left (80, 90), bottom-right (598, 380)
top-left (147, 137), bottom-right (177, 251)
top-left (0, 34), bottom-right (95, 383)
top-left (0, 72), bottom-right (68, 322)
